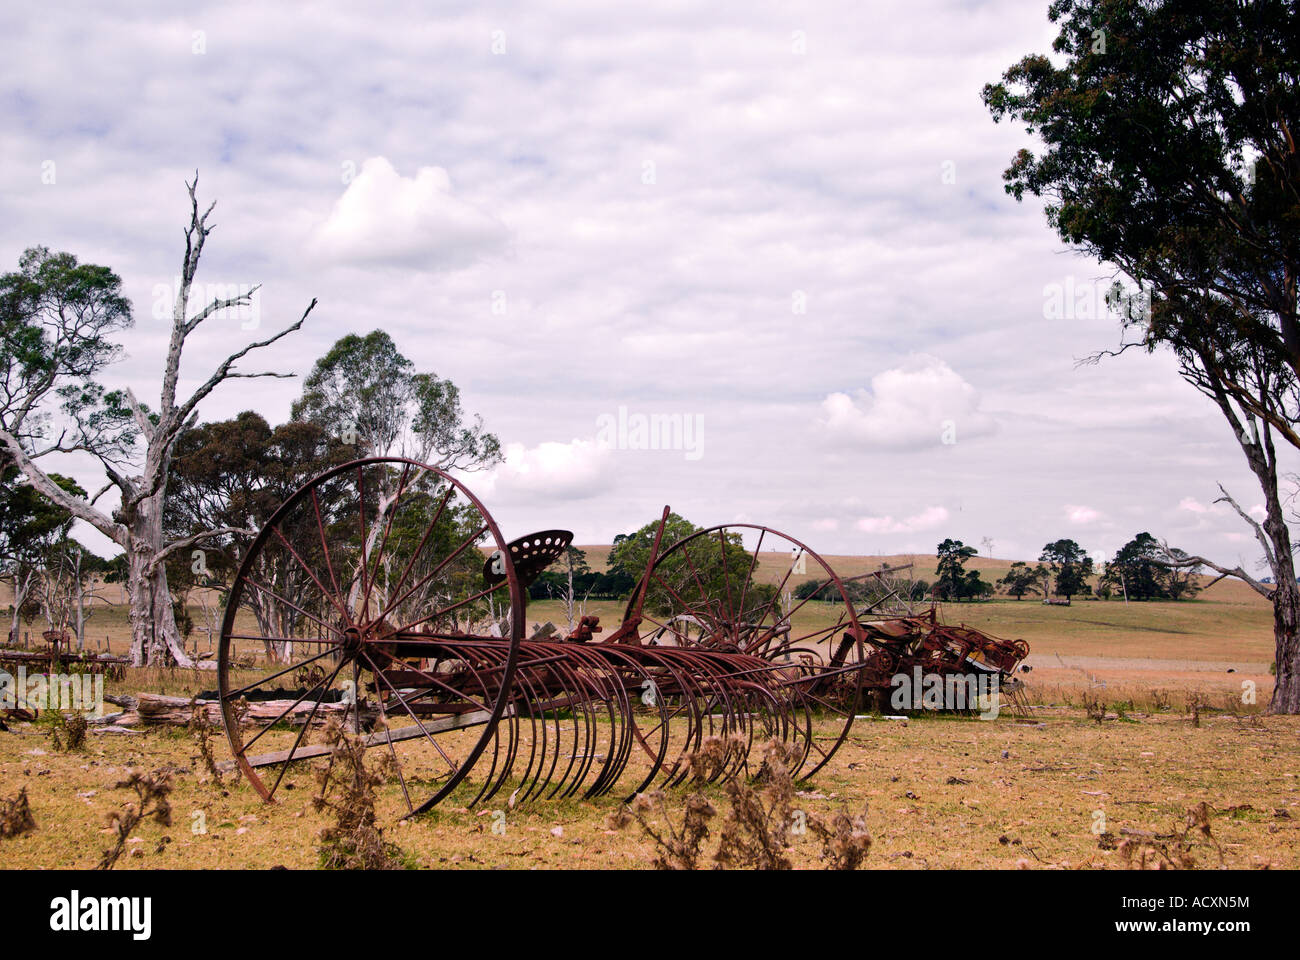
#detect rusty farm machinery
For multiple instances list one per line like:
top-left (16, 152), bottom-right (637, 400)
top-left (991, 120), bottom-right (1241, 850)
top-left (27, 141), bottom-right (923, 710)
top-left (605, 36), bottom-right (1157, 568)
top-left (218, 457), bottom-right (1029, 815)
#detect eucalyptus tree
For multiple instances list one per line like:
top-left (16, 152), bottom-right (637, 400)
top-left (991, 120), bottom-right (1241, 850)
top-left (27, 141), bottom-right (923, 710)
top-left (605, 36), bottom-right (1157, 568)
top-left (985, 0), bottom-right (1300, 709)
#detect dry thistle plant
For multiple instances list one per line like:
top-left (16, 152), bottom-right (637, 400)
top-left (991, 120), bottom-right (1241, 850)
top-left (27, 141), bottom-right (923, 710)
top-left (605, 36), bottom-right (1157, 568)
top-left (97, 768), bottom-right (174, 870)
top-left (187, 700), bottom-right (229, 786)
top-left (48, 712), bottom-right (89, 752)
top-left (1116, 802), bottom-right (1224, 870)
top-left (625, 790), bottom-right (717, 870)
top-left (714, 739), bottom-right (800, 870)
top-left (806, 803), bottom-right (873, 869)
top-left (313, 718), bottom-right (404, 870)
top-left (613, 738), bottom-right (871, 871)
top-left (1082, 693), bottom-right (1106, 724)
top-left (0, 787), bottom-right (37, 838)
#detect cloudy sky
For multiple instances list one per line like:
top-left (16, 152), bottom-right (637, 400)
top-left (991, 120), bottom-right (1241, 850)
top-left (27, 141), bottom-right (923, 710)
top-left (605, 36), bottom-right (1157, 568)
top-left (3, 0), bottom-right (1291, 569)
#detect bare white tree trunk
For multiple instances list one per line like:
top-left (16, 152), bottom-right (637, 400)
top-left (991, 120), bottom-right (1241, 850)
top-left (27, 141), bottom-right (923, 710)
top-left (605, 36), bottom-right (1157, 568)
top-left (127, 492), bottom-right (192, 667)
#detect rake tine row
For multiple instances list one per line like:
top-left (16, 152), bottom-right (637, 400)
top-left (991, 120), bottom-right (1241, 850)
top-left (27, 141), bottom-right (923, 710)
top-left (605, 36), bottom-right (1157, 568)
top-left (363, 638), bottom-right (843, 806)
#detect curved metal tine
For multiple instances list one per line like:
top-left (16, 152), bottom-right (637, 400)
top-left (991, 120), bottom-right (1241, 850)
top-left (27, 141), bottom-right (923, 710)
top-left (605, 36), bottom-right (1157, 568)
top-left (591, 654), bottom-right (636, 799)
top-left (546, 651), bottom-right (599, 801)
top-left (709, 662), bottom-right (752, 783)
top-left (733, 666), bottom-right (788, 780)
top-left (562, 644), bottom-right (621, 800)
top-left (586, 646), bottom-right (636, 798)
top-left (481, 644), bottom-right (533, 806)
top-left (655, 650), bottom-right (708, 788)
top-left (538, 651), bottom-right (588, 802)
top-left (501, 649), bottom-right (546, 805)
top-left (570, 645), bottom-right (623, 800)
top-left (462, 645), bottom-right (509, 805)
top-left (612, 647), bottom-right (679, 798)
top-left (547, 649), bottom-right (600, 801)
top-left (591, 646), bottom-right (661, 797)
top-left (463, 646), bottom-right (509, 809)
top-left (675, 650), bottom-right (737, 784)
top-left (515, 643), bottom-right (576, 804)
top-left (647, 651), bottom-right (701, 788)
top-left (442, 641), bottom-right (512, 805)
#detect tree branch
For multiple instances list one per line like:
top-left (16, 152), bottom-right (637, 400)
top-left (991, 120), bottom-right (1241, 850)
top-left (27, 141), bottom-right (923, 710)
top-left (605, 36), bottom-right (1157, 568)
top-left (1214, 482), bottom-right (1276, 574)
top-left (0, 427), bottom-right (126, 546)
top-left (174, 298), bottom-right (317, 428)
top-left (147, 527), bottom-right (256, 574)
top-left (184, 285), bottom-right (263, 337)
top-left (1157, 545), bottom-right (1272, 600)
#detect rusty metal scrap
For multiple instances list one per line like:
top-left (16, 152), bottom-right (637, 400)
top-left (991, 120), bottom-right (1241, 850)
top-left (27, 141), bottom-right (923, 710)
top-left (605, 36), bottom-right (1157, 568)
top-left (218, 457), bottom-right (1029, 815)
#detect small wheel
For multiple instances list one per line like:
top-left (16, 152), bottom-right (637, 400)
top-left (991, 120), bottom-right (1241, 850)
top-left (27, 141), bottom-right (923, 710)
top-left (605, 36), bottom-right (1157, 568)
top-left (218, 457), bottom-right (524, 815)
top-left (621, 523), bottom-right (866, 780)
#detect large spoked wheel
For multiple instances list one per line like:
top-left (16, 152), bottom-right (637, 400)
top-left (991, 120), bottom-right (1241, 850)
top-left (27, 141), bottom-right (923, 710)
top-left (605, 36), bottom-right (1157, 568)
top-left (622, 523), bottom-right (866, 780)
top-left (218, 457), bottom-right (524, 816)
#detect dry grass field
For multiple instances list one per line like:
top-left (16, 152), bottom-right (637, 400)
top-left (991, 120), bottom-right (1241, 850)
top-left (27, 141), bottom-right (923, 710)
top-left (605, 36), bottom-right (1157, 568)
top-left (1, 551), bottom-right (1295, 870)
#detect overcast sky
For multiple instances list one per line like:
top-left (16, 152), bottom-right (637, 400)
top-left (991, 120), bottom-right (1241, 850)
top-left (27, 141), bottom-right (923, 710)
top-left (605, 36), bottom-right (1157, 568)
top-left (3, 1), bottom-right (1291, 570)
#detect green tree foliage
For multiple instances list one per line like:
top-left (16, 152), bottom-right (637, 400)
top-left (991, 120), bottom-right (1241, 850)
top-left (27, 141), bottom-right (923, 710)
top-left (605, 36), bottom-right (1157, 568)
top-left (291, 330), bottom-right (500, 471)
top-left (529, 546), bottom-right (636, 601)
top-left (1040, 539), bottom-right (1094, 599)
top-left (998, 560), bottom-right (1048, 600)
top-left (984, 0), bottom-right (1300, 709)
top-left (1102, 532), bottom-right (1202, 600)
top-left (934, 539), bottom-right (991, 601)
top-left (0, 247), bottom-right (135, 459)
top-left (935, 539), bottom-right (975, 600)
top-left (608, 515), bottom-right (773, 618)
top-left (0, 463), bottom-right (84, 567)
top-left (793, 575), bottom-right (930, 606)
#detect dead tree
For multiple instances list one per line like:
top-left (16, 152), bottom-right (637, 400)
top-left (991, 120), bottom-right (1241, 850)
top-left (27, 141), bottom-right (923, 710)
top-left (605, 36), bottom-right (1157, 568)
top-left (0, 175), bottom-right (316, 667)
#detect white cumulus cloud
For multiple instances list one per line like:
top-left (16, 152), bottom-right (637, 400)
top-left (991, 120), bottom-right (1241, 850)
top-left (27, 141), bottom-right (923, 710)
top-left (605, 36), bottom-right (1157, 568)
top-left (818, 355), bottom-right (996, 449)
top-left (308, 156), bottom-right (508, 269)
top-left (855, 505), bottom-right (949, 534)
top-left (475, 438), bottom-right (612, 501)
top-left (1065, 504), bottom-right (1101, 525)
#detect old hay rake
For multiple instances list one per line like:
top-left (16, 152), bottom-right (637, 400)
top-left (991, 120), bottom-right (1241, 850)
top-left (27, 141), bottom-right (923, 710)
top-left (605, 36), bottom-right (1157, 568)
top-left (218, 457), bottom-right (1027, 815)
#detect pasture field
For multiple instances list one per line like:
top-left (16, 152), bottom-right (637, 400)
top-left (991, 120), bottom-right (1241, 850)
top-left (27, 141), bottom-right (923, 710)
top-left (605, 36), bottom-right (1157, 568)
top-left (1, 555), bottom-right (1294, 869)
top-left (1, 706), bottom-right (1296, 870)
